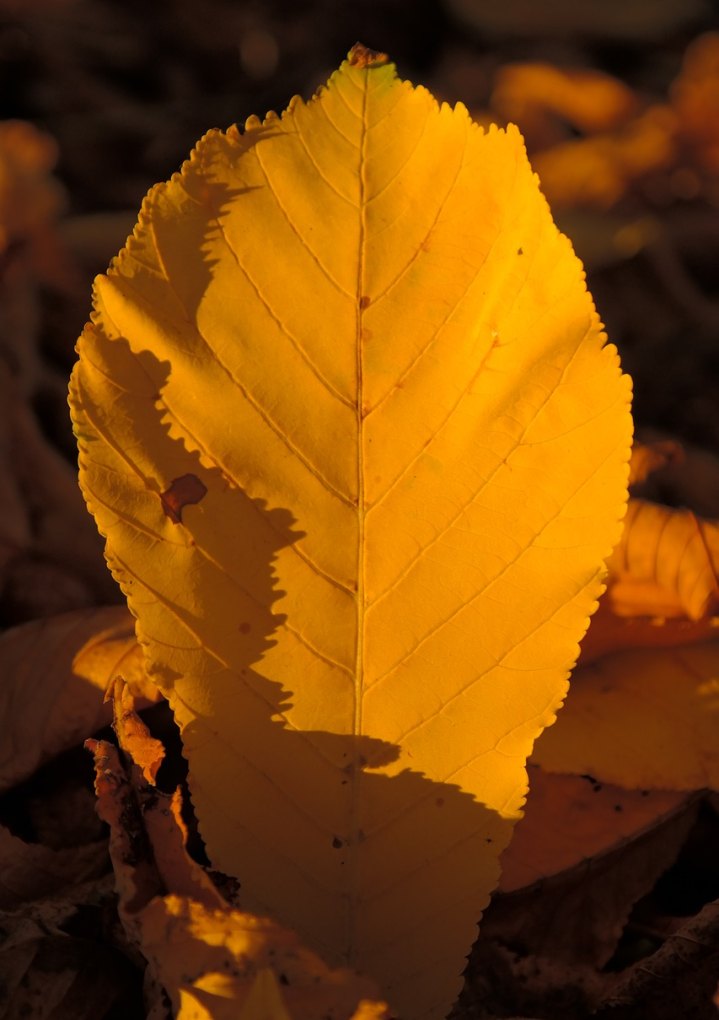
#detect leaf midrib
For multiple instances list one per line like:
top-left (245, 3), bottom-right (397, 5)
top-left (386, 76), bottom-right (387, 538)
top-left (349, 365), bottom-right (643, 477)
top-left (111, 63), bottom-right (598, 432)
top-left (348, 63), bottom-right (370, 965)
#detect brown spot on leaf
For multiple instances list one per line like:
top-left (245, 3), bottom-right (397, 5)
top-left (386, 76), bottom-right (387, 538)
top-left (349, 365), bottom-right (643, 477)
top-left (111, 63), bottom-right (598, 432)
top-left (359, 294), bottom-right (371, 310)
top-left (347, 43), bottom-right (389, 69)
top-left (239, 622), bottom-right (252, 634)
top-left (332, 836), bottom-right (343, 849)
top-left (160, 473), bottom-right (208, 524)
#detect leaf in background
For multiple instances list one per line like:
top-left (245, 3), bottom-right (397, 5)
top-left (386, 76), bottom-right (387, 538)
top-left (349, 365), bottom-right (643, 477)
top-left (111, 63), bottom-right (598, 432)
top-left (0, 605), bottom-right (158, 792)
top-left (532, 641), bottom-right (719, 789)
top-left (605, 499), bottom-right (719, 620)
top-left (70, 45), bottom-right (631, 1017)
top-left (498, 766), bottom-right (692, 894)
top-left (487, 768), bottom-right (698, 966)
top-left (627, 435), bottom-right (684, 488)
top-left (579, 441), bottom-right (719, 663)
top-left (0, 824), bottom-right (107, 911)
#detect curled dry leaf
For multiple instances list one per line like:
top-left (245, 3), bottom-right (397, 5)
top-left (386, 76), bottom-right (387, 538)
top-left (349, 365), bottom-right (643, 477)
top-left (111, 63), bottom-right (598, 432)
top-left (70, 45), bottom-right (631, 1017)
top-left (532, 640), bottom-right (719, 791)
top-left (108, 675), bottom-right (165, 786)
top-left (88, 686), bottom-right (391, 1020)
top-left (0, 604), bottom-right (158, 792)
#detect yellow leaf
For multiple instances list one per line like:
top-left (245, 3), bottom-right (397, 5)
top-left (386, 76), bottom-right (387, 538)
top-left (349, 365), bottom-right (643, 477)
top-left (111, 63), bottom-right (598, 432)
top-left (70, 45), bottom-right (631, 1017)
top-left (87, 721), bottom-right (390, 1020)
top-left (139, 897), bottom-right (390, 1020)
top-left (235, 969), bottom-right (293, 1020)
top-left (532, 641), bottom-right (719, 789)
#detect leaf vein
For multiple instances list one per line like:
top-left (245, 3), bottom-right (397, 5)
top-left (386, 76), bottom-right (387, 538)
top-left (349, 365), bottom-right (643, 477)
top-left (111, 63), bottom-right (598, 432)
top-left (254, 143), bottom-right (356, 299)
top-left (368, 321), bottom-right (593, 607)
top-left (213, 208), bottom-right (354, 409)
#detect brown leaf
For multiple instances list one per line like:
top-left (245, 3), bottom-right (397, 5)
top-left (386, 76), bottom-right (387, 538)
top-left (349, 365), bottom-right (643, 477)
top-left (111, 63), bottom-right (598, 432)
top-left (628, 436), bottom-right (685, 488)
top-left (631, 432), bottom-right (719, 519)
top-left (533, 640), bottom-right (719, 791)
top-left (0, 823), bottom-right (107, 910)
top-left (499, 767), bottom-right (693, 894)
top-left (108, 676), bottom-right (165, 786)
top-left (0, 605), bottom-right (159, 792)
top-left (594, 898), bottom-right (719, 1020)
top-left (0, 869), bottom-right (136, 1020)
top-left (579, 598), bottom-right (719, 665)
top-left (484, 769), bottom-right (698, 967)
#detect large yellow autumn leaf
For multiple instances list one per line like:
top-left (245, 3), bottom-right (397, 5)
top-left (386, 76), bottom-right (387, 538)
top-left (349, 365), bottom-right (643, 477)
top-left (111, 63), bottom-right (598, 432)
top-left (69, 45), bottom-right (631, 1019)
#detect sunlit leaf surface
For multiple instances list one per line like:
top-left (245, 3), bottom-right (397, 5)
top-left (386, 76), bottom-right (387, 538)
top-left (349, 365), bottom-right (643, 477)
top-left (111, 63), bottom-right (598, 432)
top-left (70, 45), bottom-right (631, 1018)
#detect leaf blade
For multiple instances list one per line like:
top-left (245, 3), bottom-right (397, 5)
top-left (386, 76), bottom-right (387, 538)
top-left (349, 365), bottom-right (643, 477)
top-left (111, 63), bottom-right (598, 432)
top-left (70, 51), bottom-right (631, 1018)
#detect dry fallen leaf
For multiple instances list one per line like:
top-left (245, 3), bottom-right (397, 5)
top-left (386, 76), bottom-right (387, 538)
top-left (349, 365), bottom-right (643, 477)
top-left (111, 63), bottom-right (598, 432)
top-left (486, 767), bottom-right (698, 967)
top-left (498, 766), bottom-right (693, 894)
top-left (0, 604), bottom-right (158, 792)
top-left (0, 871), bottom-right (132, 1020)
top-left (604, 499), bottom-right (719, 621)
top-left (70, 44), bottom-right (631, 1016)
top-left (532, 640), bottom-right (719, 790)
top-left (87, 684), bottom-right (391, 1020)
top-left (0, 823), bottom-right (107, 911)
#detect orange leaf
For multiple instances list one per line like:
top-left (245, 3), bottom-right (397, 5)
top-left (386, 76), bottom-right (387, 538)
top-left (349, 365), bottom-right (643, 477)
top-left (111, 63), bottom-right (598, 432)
top-left (533, 640), bottom-right (719, 790)
top-left (605, 499), bottom-right (719, 620)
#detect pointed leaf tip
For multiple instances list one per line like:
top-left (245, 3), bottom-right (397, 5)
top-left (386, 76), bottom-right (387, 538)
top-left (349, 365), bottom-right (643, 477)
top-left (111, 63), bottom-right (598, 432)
top-left (347, 43), bottom-right (389, 68)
